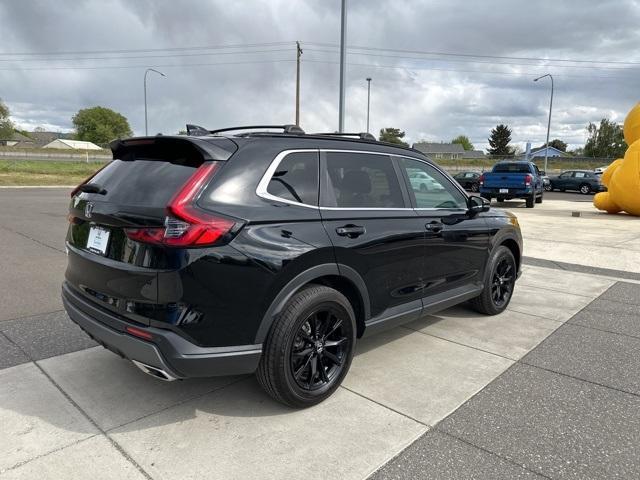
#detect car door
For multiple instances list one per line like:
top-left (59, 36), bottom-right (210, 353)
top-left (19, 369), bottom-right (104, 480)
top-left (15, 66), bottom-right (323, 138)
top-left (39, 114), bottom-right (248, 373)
top-left (319, 150), bottom-right (425, 325)
top-left (572, 171), bottom-right (587, 191)
top-left (397, 157), bottom-right (493, 302)
top-left (556, 171), bottom-right (573, 190)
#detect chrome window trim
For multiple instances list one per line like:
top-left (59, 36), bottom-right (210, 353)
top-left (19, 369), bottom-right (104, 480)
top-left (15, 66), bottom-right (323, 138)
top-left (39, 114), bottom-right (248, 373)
top-left (255, 148), bottom-right (469, 212)
top-left (255, 149), bottom-right (320, 209)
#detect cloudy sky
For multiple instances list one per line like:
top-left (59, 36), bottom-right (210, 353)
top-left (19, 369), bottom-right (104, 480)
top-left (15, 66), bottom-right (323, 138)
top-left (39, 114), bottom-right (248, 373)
top-left (1, 0), bottom-right (639, 151)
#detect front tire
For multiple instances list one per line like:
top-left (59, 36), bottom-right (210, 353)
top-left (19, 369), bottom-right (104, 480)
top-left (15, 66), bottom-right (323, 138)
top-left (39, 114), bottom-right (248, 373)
top-left (470, 183), bottom-right (479, 193)
top-left (256, 285), bottom-right (356, 408)
top-left (470, 245), bottom-right (517, 315)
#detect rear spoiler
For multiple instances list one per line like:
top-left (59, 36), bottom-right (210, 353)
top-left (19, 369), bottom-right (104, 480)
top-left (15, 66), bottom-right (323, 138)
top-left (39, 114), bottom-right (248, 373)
top-left (109, 136), bottom-right (237, 162)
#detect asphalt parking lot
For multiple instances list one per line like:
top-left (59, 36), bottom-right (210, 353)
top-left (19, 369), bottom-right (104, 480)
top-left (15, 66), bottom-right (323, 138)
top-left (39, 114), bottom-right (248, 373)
top-left (1, 187), bottom-right (639, 479)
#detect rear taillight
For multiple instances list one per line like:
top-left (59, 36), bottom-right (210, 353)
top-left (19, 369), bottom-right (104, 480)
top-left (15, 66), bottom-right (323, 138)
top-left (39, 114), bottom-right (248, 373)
top-left (479, 174), bottom-right (485, 186)
top-left (124, 162), bottom-right (241, 248)
top-left (524, 174), bottom-right (532, 186)
top-left (70, 163), bottom-right (110, 197)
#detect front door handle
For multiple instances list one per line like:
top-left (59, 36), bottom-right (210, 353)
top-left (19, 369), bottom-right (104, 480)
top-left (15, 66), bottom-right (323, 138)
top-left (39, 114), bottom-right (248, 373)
top-left (336, 224), bottom-right (366, 238)
top-left (425, 221), bottom-right (444, 233)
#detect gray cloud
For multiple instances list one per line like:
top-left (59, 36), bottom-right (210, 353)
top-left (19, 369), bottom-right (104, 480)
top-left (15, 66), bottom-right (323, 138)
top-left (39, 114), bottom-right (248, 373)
top-left (1, 0), bottom-right (639, 151)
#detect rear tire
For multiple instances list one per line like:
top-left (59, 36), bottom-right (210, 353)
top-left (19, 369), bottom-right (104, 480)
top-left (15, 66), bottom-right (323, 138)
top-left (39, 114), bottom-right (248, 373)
top-left (481, 194), bottom-right (492, 202)
top-left (256, 285), bottom-right (356, 408)
top-left (497, 196), bottom-right (505, 203)
top-left (579, 183), bottom-right (591, 195)
top-left (525, 193), bottom-right (535, 208)
top-left (470, 246), bottom-right (517, 315)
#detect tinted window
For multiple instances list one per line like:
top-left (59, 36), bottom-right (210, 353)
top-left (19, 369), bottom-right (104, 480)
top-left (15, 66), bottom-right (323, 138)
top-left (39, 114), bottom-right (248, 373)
top-left (559, 171), bottom-right (573, 178)
top-left (400, 158), bottom-right (467, 209)
top-left (574, 172), bottom-right (587, 178)
top-left (91, 159), bottom-right (198, 207)
top-left (493, 163), bottom-right (531, 173)
top-left (267, 152), bottom-right (319, 205)
top-left (323, 152), bottom-right (404, 208)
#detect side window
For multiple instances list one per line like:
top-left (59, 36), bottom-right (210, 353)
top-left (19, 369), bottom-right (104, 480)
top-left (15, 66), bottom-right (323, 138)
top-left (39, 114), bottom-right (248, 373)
top-left (400, 158), bottom-right (468, 209)
top-left (574, 172), bottom-right (586, 178)
top-left (560, 172), bottom-right (572, 178)
top-left (266, 152), bottom-right (319, 205)
top-left (323, 152), bottom-right (404, 208)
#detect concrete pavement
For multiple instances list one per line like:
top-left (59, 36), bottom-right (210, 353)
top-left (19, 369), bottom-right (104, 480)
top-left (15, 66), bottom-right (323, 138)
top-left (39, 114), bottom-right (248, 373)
top-left (0, 187), bottom-right (638, 479)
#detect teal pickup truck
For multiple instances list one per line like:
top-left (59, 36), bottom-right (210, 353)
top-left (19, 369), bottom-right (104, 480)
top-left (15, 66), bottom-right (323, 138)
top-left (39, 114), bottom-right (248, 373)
top-left (479, 161), bottom-right (544, 208)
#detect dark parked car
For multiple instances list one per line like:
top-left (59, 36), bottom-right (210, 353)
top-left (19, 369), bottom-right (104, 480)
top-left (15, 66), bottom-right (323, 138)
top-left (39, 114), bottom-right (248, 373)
top-left (453, 171), bottom-right (481, 192)
top-left (549, 170), bottom-right (605, 194)
top-left (62, 125), bottom-right (523, 408)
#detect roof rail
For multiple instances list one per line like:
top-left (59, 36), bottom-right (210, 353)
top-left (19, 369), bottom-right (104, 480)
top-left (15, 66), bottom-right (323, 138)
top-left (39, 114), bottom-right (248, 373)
top-left (312, 132), bottom-right (377, 141)
top-left (186, 124), bottom-right (305, 136)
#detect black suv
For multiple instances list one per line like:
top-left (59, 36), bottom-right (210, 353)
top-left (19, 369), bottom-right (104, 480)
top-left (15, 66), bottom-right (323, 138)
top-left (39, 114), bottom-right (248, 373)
top-left (62, 125), bottom-right (522, 408)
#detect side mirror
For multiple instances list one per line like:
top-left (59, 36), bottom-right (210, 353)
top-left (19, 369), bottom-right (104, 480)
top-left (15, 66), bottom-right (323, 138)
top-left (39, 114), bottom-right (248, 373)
top-left (468, 195), bottom-right (490, 214)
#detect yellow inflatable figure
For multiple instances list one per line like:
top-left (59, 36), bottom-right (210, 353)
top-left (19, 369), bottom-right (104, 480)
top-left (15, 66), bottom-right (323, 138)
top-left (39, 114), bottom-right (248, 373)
top-left (593, 102), bottom-right (640, 216)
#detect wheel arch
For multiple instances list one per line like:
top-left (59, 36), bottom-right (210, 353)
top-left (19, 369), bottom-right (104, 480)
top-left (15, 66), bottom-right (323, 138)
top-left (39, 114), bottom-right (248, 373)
top-left (254, 264), bottom-right (370, 344)
top-left (499, 237), bottom-right (521, 271)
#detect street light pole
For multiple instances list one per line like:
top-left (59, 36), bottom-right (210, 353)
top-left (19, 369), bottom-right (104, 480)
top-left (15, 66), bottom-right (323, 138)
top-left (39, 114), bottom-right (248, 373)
top-left (365, 77), bottom-right (372, 133)
top-left (144, 68), bottom-right (166, 136)
top-left (338, 0), bottom-right (347, 132)
top-left (533, 73), bottom-right (553, 173)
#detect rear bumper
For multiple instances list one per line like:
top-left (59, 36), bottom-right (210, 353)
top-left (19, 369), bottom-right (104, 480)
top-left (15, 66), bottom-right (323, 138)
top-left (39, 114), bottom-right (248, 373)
top-left (480, 187), bottom-right (533, 199)
top-left (62, 282), bottom-right (261, 378)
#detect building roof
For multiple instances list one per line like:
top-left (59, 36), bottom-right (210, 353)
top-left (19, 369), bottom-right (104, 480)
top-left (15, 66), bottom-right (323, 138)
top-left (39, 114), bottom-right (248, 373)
top-left (29, 131), bottom-right (61, 146)
top-left (412, 142), bottom-right (466, 154)
top-left (43, 139), bottom-right (103, 150)
top-left (529, 146), bottom-right (569, 157)
top-left (0, 131), bottom-right (34, 142)
top-left (462, 150), bottom-right (486, 158)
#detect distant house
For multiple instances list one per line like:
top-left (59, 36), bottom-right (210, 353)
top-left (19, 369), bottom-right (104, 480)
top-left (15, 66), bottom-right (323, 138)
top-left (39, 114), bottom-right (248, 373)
top-left (30, 131), bottom-right (62, 147)
top-left (0, 131), bottom-right (35, 147)
top-left (527, 146), bottom-right (569, 159)
top-left (412, 142), bottom-right (466, 159)
top-left (42, 139), bottom-right (103, 150)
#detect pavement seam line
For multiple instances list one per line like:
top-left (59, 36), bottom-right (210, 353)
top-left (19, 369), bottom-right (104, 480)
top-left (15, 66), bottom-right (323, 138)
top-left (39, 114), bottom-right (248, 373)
top-left (515, 282), bottom-right (611, 299)
top-left (517, 360), bottom-right (640, 399)
top-left (105, 375), bottom-right (251, 432)
top-left (1, 433), bottom-right (102, 474)
top-left (0, 309), bottom-right (66, 326)
top-left (432, 429), bottom-right (554, 480)
top-left (401, 324), bottom-right (519, 362)
top-left (339, 385), bottom-right (430, 428)
top-left (31, 361), bottom-right (155, 480)
top-left (566, 320), bottom-right (640, 341)
top-left (0, 224), bottom-right (65, 254)
top-left (505, 306), bottom-right (567, 323)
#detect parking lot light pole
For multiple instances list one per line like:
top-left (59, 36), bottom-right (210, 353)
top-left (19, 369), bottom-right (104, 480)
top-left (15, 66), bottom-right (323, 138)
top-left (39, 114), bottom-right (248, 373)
top-left (366, 77), bottom-right (372, 133)
top-left (533, 73), bottom-right (553, 173)
top-left (144, 68), bottom-right (166, 136)
top-left (338, 0), bottom-right (347, 132)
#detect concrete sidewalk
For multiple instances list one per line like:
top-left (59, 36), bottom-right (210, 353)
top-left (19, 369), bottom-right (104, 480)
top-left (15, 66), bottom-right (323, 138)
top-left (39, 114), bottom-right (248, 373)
top-left (0, 266), bottom-right (615, 479)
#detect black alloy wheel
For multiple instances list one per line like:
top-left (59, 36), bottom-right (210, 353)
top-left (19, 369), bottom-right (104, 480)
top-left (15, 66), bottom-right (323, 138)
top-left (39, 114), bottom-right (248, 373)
top-left (290, 308), bottom-right (349, 391)
top-left (471, 183), bottom-right (479, 192)
top-left (490, 257), bottom-right (515, 308)
top-left (579, 183), bottom-right (591, 195)
top-left (256, 285), bottom-right (356, 408)
top-left (469, 245), bottom-right (517, 315)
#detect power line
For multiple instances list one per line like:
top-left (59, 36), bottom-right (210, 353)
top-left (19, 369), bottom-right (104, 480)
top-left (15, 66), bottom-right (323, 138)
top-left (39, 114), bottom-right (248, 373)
top-left (0, 41), bottom-right (295, 57)
top-left (305, 41), bottom-right (640, 67)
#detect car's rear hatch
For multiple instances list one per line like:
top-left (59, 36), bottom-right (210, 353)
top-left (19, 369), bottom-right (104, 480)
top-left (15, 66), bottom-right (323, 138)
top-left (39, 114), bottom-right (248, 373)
top-left (65, 136), bottom-right (237, 325)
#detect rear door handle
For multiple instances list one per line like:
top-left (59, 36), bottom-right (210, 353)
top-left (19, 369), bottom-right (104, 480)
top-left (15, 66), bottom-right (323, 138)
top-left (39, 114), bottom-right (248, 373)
top-left (336, 225), bottom-right (366, 238)
top-left (425, 221), bottom-right (444, 233)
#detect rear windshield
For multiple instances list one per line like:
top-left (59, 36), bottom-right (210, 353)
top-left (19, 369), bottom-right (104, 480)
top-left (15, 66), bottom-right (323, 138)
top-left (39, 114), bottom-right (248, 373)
top-left (90, 159), bottom-right (201, 207)
top-left (493, 163), bottom-right (531, 173)
top-left (88, 137), bottom-right (236, 207)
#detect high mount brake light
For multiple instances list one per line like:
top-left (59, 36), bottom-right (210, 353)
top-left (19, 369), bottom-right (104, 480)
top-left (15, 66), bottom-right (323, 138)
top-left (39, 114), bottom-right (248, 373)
top-left (124, 162), bottom-right (240, 247)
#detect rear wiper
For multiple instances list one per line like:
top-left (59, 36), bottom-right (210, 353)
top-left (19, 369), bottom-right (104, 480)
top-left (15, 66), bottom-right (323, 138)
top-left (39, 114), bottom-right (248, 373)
top-left (77, 183), bottom-right (107, 195)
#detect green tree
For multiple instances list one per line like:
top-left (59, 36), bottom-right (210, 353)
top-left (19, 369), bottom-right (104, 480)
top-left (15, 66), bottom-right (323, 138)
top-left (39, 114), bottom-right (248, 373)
top-left (72, 106), bottom-right (132, 145)
top-left (379, 127), bottom-right (408, 147)
top-left (487, 124), bottom-right (513, 155)
top-left (546, 139), bottom-right (567, 152)
top-left (0, 98), bottom-right (14, 140)
top-left (451, 135), bottom-right (474, 151)
top-left (584, 118), bottom-right (626, 158)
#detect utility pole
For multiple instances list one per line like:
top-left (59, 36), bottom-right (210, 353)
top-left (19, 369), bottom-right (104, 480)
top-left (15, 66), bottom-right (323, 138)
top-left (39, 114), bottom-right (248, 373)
top-left (366, 77), bottom-right (372, 133)
top-left (338, 0), bottom-right (347, 132)
top-left (295, 41), bottom-right (303, 126)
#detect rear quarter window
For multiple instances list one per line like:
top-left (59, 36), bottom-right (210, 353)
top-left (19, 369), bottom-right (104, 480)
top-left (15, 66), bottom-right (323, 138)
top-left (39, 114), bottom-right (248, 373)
top-left (265, 152), bottom-right (319, 206)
